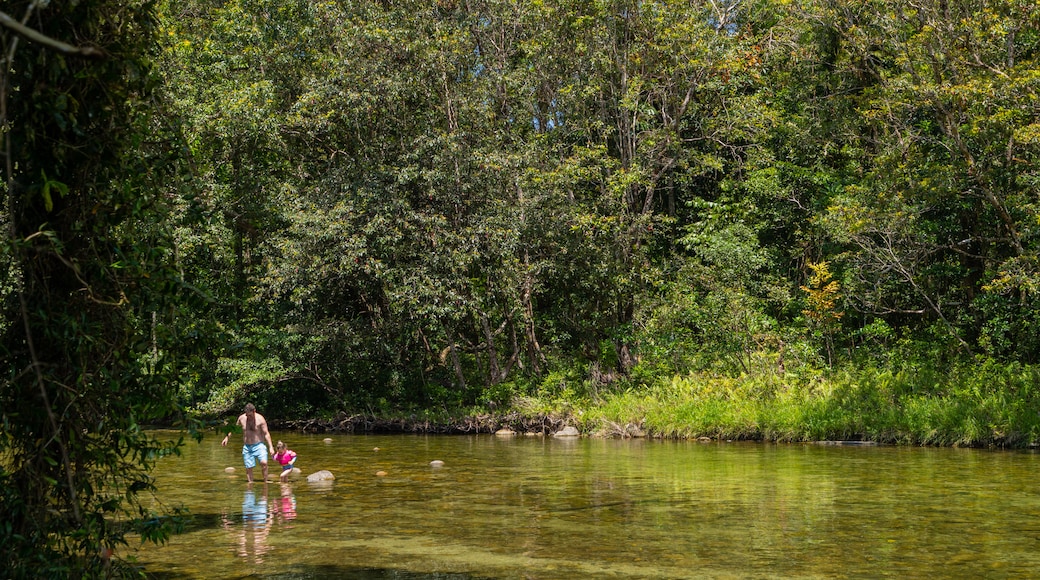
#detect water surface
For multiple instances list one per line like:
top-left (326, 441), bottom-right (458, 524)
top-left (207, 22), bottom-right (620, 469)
top-left (129, 432), bottom-right (1040, 578)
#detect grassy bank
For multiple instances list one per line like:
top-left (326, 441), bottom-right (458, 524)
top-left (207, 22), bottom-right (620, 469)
top-left (556, 360), bottom-right (1040, 447)
top-left (261, 360), bottom-right (1040, 449)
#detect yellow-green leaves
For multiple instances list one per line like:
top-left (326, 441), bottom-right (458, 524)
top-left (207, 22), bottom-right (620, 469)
top-left (801, 261), bottom-right (843, 325)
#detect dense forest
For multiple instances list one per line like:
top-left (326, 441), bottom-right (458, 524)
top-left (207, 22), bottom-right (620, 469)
top-left (160, 0), bottom-right (1040, 413)
top-left (2, 0), bottom-right (1040, 575)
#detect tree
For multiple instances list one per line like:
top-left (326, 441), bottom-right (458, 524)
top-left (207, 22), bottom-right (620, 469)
top-left (158, 0), bottom-right (338, 414)
top-left (1, 1), bottom-right (196, 575)
top-left (804, 0), bottom-right (1040, 359)
top-left (156, 0), bottom-right (806, 410)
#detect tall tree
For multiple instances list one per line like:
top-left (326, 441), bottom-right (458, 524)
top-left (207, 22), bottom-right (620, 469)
top-left (1, 0), bottom-right (196, 575)
top-left (158, 0), bottom-right (333, 413)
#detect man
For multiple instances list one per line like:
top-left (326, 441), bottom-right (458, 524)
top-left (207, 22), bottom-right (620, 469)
top-left (222, 403), bottom-right (275, 483)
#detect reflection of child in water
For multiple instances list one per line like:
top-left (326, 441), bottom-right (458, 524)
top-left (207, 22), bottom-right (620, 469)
top-left (273, 440), bottom-right (297, 482)
top-left (279, 484), bottom-right (297, 522)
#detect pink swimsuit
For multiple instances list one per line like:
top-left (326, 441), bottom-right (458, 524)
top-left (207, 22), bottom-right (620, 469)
top-left (274, 449), bottom-right (296, 470)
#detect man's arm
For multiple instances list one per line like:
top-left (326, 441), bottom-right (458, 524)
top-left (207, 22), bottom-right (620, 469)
top-left (221, 415), bottom-right (243, 446)
top-left (261, 416), bottom-right (275, 454)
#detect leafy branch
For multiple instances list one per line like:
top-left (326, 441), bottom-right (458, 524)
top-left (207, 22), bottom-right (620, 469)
top-left (0, 9), bottom-right (105, 59)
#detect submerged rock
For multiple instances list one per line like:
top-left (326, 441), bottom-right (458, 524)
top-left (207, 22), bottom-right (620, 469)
top-left (306, 470), bottom-right (335, 482)
top-left (224, 467), bottom-right (235, 473)
top-left (495, 428), bottom-right (515, 436)
top-left (430, 460), bottom-right (445, 467)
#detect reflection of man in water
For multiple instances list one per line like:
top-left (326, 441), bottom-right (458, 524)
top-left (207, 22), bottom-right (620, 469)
top-left (236, 487), bottom-right (271, 564)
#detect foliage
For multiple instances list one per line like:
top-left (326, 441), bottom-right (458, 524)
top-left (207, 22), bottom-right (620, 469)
top-left (579, 359), bottom-right (1040, 447)
top-left (803, 0), bottom-right (1040, 357)
top-left (0, 0), bottom-right (201, 576)
top-left (801, 260), bottom-right (843, 363)
top-left (143, 0), bottom-right (1040, 425)
top-left (7, 0), bottom-right (1040, 574)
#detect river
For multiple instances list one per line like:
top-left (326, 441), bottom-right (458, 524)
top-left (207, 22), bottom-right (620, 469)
top-left (127, 431), bottom-right (1040, 578)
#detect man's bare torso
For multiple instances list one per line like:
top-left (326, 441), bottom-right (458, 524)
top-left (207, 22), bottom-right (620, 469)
top-left (237, 411), bottom-right (269, 445)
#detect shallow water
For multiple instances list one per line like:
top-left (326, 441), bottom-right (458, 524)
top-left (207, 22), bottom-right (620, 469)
top-left (128, 432), bottom-right (1040, 579)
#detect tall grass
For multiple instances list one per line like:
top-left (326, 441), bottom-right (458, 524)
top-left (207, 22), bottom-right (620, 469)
top-left (576, 360), bottom-right (1040, 447)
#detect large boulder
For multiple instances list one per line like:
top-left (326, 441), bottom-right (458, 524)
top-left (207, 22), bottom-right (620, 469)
top-left (553, 426), bottom-right (580, 438)
top-left (306, 470), bottom-right (335, 482)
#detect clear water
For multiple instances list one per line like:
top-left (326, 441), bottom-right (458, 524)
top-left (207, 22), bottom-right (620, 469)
top-left (128, 432), bottom-right (1040, 579)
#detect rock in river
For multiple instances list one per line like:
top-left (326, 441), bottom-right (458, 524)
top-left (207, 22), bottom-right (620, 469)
top-left (307, 470), bottom-right (335, 482)
top-left (553, 426), bottom-right (580, 438)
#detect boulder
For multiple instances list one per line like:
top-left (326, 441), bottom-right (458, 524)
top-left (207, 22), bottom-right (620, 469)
top-left (494, 428), bottom-right (515, 436)
top-left (306, 470), bottom-right (335, 482)
top-left (553, 426), bottom-right (580, 438)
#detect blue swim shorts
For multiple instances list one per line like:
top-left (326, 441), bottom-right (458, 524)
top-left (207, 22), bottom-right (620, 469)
top-left (242, 442), bottom-right (268, 469)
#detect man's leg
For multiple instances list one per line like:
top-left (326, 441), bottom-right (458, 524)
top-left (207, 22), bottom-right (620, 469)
top-left (243, 444), bottom-right (257, 483)
top-left (260, 460), bottom-right (269, 482)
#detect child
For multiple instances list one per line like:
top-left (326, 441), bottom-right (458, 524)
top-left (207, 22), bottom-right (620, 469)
top-left (273, 441), bottom-right (297, 482)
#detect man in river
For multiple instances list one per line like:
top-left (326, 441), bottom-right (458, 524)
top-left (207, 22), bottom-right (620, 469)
top-left (222, 403), bottom-right (276, 483)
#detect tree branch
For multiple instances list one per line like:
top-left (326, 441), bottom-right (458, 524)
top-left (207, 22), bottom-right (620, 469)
top-left (0, 10), bottom-right (106, 59)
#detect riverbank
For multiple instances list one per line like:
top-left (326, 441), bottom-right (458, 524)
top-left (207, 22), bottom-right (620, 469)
top-left (271, 361), bottom-right (1040, 448)
top-left (276, 411), bottom-right (574, 436)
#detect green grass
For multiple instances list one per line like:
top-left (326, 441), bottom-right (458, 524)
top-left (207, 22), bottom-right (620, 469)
top-left (562, 360), bottom-right (1040, 447)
